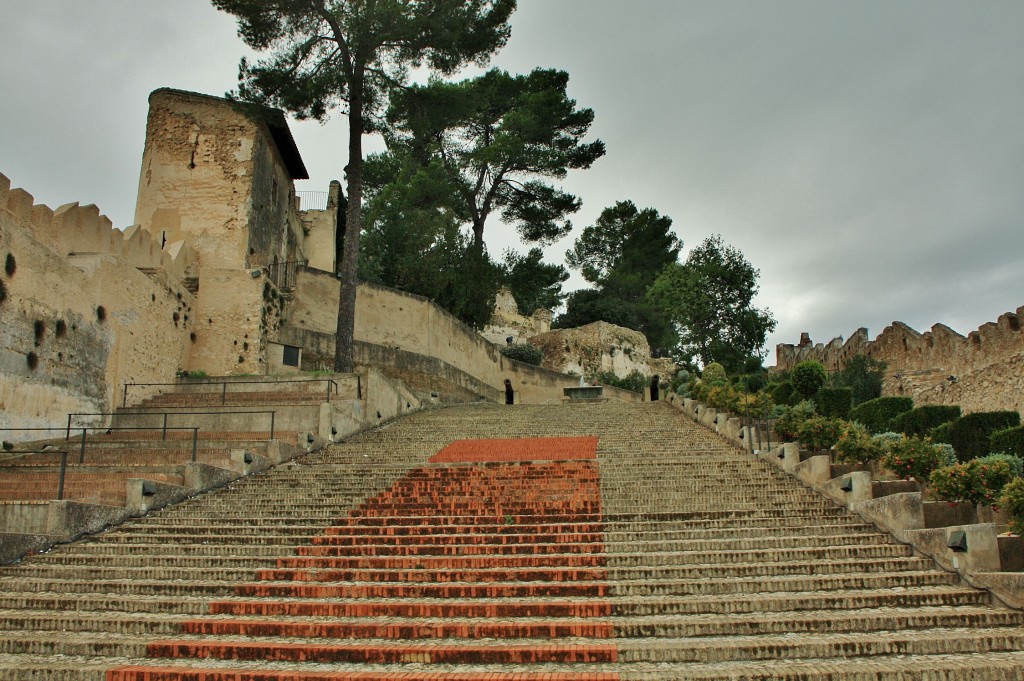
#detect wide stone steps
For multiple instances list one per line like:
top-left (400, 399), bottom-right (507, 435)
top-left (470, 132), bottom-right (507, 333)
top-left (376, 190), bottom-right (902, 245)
top-left (7, 654), bottom-right (1024, 681)
top-left (0, 401), bottom-right (1020, 681)
top-left (11, 626), bottom-right (1024, 664)
top-left (3, 605), bottom-right (1021, 640)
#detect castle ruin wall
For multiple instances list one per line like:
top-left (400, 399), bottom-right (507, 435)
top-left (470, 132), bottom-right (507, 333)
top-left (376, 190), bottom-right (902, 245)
top-left (775, 309), bottom-right (1024, 415)
top-left (0, 173), bottom-right (194, 435)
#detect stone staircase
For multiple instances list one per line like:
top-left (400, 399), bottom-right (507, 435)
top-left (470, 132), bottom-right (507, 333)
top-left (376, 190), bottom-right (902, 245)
top-left (0, 402), bottom-right (1022, 680)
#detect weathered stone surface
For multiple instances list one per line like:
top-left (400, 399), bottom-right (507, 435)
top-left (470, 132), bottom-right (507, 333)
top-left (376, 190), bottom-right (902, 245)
top-left (528, 320), bottom-right (675, 380)
top-left (776, 310), bottom-right (1024, 416)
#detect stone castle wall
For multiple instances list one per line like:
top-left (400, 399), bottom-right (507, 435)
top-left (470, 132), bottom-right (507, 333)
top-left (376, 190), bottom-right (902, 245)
top-left (0, 173), bottom-right (195, 434)
top-left (282, 269), bottom-right (643, 404)
top-left (775, 309), bottom-right (1024, 415)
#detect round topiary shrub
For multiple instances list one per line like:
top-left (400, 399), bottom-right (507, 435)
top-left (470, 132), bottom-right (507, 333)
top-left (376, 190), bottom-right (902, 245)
top-left (882, 436), bottom-right (955, 482)
top-left (499, 343), bottom-right (543, 366)
top-left (771, 381), bottom-right (796, 406)
top-left (945, 411), bottom-right (1021, 462)
top-left (796, 415), bottom-right (846, 452)
top-left (702, 362), bottom-right (727, 384)
top-left (791, 361), bottom-right (827, 401)
top-left (774, 400), bottom-right (816, 442)
top-left (834, 421), bottom-right (885, 465)
top-left (990, 425), bottom-right (1024, 458)
top-left (999, 477), bottom-right (1024, 535)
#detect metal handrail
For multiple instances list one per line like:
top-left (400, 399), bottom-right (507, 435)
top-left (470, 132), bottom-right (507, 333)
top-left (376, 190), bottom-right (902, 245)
top-left (123, 378), bottom-right (339, 408)
top-left (67, 410), bottom-right (276, 441)
top-left (2, 426), bottom-right (199, 501)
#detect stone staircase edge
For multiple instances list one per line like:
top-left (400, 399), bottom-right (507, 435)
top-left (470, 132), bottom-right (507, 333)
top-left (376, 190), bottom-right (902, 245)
top-left (667, 393), bottom-right (1024, 611)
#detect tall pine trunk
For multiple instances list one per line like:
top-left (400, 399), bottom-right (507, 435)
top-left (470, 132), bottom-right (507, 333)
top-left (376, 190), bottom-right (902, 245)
top-left (334, 86), bottom-right (364, 374)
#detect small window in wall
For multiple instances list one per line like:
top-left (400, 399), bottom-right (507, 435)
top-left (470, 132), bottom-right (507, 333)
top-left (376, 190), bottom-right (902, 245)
top-left (282, 345), bottom-right (300, 367)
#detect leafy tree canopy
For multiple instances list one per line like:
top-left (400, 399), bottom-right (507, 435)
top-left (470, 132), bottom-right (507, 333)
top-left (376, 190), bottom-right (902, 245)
top-left (213, 0), bottom-right (516, 371)
top-left (500, 248), bottom-right (569, 314)
top-left (556, 201), bottom-right (681, 354)
top-left (565, 200), bottom-right (681, 286)
top-left (360, 155), bottom-right (497, 328)
top-left (834, 355), bottom-right (887, 405)
top-left (648, 234), bottom-right (775, 372)
top-left (382, 67), bottom-right (605, 250)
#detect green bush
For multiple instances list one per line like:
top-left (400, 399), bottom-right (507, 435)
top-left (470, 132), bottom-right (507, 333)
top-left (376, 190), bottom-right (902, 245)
top-left (774, 401), bottom-right (816, 442)
top-left (771, 381), bottom-right (796, 407)
top-left (929, 421), bottom-right (954, 445)
top-left (740, 371), bottom-right (766, 392)
top-left (590, 369), bottom-right (647, 393)
top-left (500, 343), bottom-right (543, 366)
top-left (835, 355), bottom-right (886, 405)
top-left (891, 405), bottom-right (961, 437)
top-left (702, 362), bottom-right (727, 384)
top-left (945, 411), bottom-right (1021, 462)
top-left (792, 361), bottom-right (827, 401)
top-left (975, 452), bottom-right (1024, 478)
top-left (815, 387), bottom-right (853, 419)
top-left (930, 457), bottom-right (1015, 505)
top-left (849, 396), bottom-right (914, 434)
top-left (834, 421), bottom-right (885, 465)
top-left (796, 416), bottom-right (846, 452)
top-left (882, 436), bottom-right (955, 482)
top-left (999, 477), bottom-right (1024, 535)
top-left (990, 425), bottom-right (1024, 458)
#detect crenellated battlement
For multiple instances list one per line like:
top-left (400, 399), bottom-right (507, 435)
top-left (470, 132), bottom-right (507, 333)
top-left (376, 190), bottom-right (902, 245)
top-left (776, 308), bottom-right (1024, 415)
top-left (0, 172), bottom-right (196, 281)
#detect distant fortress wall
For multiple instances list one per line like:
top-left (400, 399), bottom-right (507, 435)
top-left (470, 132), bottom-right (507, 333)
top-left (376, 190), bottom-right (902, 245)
top-left (775, 308), bottom-right (1024, 416)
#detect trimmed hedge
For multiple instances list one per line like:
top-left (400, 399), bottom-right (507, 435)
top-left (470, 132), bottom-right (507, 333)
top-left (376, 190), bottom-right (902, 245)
top-left (890, 405), bottom-right (961, 437)
top-left (930, 421), bottom-right (954, 445)
top-left (815, 387), bottom-right (852, 419)
top-left (849, 396), bottom-right (914, 434)
top-left (990, 425), bottom-right (1024, 458)
top-left (945, 411), bottom-right (1021, 462)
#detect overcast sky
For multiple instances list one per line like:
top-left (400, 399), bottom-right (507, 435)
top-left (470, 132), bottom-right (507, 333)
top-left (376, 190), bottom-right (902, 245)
top-left (2, 1), bottom-right (1022, 363)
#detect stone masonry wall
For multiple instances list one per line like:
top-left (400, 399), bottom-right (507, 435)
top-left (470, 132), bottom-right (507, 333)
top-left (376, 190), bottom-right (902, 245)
top-left (775, 309), bottom-right (1024, 416)
top-left (282, 270), bottom-right (643, 404)
top-left (528, 321), bottom-right (676, 381)
top-left (0, 173), bottom-right (193, 435)
top-left (134, 89), bottom-right (262, 269)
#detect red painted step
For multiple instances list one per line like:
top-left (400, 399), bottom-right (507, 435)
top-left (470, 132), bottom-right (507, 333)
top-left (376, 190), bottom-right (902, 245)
top-left (145, 641), bottom-right (617, 664)
top-left (116, 437), bottom-right (615, 680)
top-left (181, 618), bottom-right (615, 640)
top-left (207, 599), bottom-right (612, 619)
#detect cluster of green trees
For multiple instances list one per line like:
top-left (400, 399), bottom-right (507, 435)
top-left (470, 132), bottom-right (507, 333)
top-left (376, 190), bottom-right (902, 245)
top-left (213, 0), bottom-right (775, 372)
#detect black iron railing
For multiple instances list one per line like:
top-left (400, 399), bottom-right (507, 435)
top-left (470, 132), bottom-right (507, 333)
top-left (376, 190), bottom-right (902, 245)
top-left (123, 377), bottom-right (337, 408)
top-left (68, 411), bottom-right (277, 442)
top-left (2, 426), bottom-right (199, 501)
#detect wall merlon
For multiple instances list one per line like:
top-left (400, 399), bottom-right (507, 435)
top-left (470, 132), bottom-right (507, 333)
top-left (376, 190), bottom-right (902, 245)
top-left (0, 173), bottom-right (10, 208)
top-left (7, 188), bottom-right (35, 224)
top-left (1, 172), bottom-right (194, 285)
top-left (775, 306), bottom-right (1024, 416)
